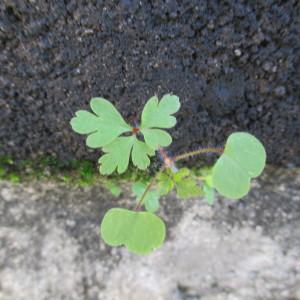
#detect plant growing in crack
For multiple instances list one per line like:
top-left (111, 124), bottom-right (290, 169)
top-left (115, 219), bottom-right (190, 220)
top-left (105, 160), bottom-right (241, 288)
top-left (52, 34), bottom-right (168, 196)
top-left (70, 94), bottom-right (266, 255)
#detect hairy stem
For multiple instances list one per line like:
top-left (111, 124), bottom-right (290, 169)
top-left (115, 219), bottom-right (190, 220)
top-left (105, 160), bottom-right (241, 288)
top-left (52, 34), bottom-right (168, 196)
top-left (134, 167), bottom-right (165, 211)
top-left (174, 147), bottom-right (224, 162)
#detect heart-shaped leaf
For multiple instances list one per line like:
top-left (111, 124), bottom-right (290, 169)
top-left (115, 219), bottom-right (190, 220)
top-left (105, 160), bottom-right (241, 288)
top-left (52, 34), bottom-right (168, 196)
top-left (212, 132), bottom-right (266, 199)
top-left (100, 208), bottom-right (166, 255)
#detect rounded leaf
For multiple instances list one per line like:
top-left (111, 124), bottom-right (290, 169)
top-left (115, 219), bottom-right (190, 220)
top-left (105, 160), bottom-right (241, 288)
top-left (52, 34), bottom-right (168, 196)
top-left (212, 132), bottom-right (266, 199)
top-left (100, 208), bottom-right (166, 255)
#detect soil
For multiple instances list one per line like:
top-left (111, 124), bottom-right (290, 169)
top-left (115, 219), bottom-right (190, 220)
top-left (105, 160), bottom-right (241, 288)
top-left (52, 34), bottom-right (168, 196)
top-left (0, 1), bottom-right (299, 165)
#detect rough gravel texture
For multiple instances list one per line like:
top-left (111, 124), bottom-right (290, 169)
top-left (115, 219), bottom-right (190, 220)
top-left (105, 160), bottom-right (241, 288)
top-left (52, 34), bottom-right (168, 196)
top-left (0, 167), bottom-right (300, 300)
top-left (0, 1), bottom-right (299, 165)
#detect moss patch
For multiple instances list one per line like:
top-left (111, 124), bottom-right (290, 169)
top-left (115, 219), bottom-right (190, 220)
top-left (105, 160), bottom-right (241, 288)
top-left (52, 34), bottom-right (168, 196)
top-left (0, 156), bottom-right (151, 187)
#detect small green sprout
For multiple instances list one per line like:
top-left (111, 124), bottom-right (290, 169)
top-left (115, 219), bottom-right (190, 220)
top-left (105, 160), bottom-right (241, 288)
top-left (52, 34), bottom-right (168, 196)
top-left (70, 94), bottom-right (180, 174)
top-left (70, 94), bottom-right (266, 255)
top-left (157, 168), bottom-right (202, 199)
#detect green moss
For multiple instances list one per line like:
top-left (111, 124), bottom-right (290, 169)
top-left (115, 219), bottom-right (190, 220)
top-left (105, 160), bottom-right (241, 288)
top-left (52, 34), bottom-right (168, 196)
top-left (0, 155), bottom-right (151, 186)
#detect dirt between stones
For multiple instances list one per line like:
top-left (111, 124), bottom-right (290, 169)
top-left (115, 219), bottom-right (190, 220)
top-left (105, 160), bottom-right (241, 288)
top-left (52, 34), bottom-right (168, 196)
top-left (0, 1), bottom-right (299, 165)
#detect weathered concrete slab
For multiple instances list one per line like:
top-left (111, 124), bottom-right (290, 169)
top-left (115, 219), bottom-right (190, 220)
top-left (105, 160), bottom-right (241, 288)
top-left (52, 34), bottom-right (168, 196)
top-left (0, 167), bottom-right (300, 300)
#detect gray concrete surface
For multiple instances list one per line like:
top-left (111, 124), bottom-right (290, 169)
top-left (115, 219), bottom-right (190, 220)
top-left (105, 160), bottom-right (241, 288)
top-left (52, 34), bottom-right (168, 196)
top-left (0, 167), bottom-right (300, 300)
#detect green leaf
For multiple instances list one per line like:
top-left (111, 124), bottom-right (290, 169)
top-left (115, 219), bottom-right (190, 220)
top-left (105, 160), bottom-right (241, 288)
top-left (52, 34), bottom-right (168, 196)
top-left (140, 94), bottom-right (180, 150)
top-left (70, 111), bottom-right (102, 134)
top-left (156, 172), bottom-right (174, 195)
top-left (203, 183), bottom-right (215, 205)
top-left (169, 168), bottom-right (202, 199)
top-left (71, 95), bottom-right (181, 174)
top-left (156, 168), bottom-right (202, 199)
top-left (132, 182), bottom-right (160, 213)
top-left (99, 136), bottom-right (155, 175)
top-left (99, 137), bottom-right (134, 174)
top-left (173, 168), bottom-right (190, 181)
top-left (203, 174), bottom-right (213, 187)
top-left (131, 139), bottom-right (155, 170)
top-left (70, 98), bottom-right (131, 148)
top-left (100, 208), bottom-right (166, 255)
top-left (176, 178), bottom-right (203, 199)
top-left (212, 132), bottom-right (266, 199)
top-left (141, 94), bottom-right (180, 129)
top-left (104, 181), bottom-right (122, 197)
top-left (141, 128), bottom-right (172, 149)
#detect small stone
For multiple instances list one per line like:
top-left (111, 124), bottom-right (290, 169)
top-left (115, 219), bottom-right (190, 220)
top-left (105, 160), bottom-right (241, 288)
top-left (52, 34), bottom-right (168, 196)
top-left (272, 65), bottom-right (278, 73)
top-left (253, 31), bottom-right (265, 44)
top-left (234, 49), bottom-right (242, 56)
top-left (207, 20), bottom-right (214, 29)
top-left (66, 220), bottom-right (76, 228)
top-left (263, 61), bottom-right (273, 72)
top-left (259, 80), bottom-right (271, 94)
top-left (274, 86), bottom-right (286, 97)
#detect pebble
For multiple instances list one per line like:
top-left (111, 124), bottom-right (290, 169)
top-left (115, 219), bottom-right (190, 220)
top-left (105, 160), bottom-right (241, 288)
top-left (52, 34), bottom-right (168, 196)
top-left (234, 49), bottom-right (242, 56)
top-left (274, 86), bottom-right (286, 97)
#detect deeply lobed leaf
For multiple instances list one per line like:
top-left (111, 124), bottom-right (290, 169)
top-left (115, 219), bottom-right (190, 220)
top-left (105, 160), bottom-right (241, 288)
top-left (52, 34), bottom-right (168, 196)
top-left (70, 98), bottom-right (131, 148)
top-left (71, 95), bottom-right (180, 174)
top-left (141, 94), bottom-right (180, 129)
top-left (99, 136), bottom-right (155, 175)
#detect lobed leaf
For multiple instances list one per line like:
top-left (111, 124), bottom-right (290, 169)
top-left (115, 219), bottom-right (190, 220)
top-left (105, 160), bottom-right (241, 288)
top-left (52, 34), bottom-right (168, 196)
top-left (71, 95), bottom-right (180, 174)
top-left (156, 172), bottom-right (174, 195)
top-left (70, 111), bottom-right (102, 134)
top-left (141, 128), bottom-right (172, 149)
top-left (140, 94), bottom-right (180, 150)
top-left (99, 136), bottom-right (155, 175)
top-left (156, 168), bottom-right (202, 199)
top-left (176, 178), bottom-right (203, 199)
top-left (131, 139), bottom-right (155, 170)
top-left (100, 208), bottom-right (166, 255)
top-left (70, 98), bottom-right (131, 149)
top-left (99, 137), bottom-right (134, 174)
top-left (141, 94), bottom-right (180, 129)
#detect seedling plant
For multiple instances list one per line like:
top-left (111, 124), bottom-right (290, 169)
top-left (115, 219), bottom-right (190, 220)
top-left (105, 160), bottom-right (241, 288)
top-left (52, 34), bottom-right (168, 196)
top-left (70, 94), bottom-right (266, 255)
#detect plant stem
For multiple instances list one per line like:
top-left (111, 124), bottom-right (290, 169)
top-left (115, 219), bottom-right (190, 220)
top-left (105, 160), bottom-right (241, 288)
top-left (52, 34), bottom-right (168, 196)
top-left (174, 147), bottom-right (224, 162)
top-left (134, 167), bottom-right (165, 211)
